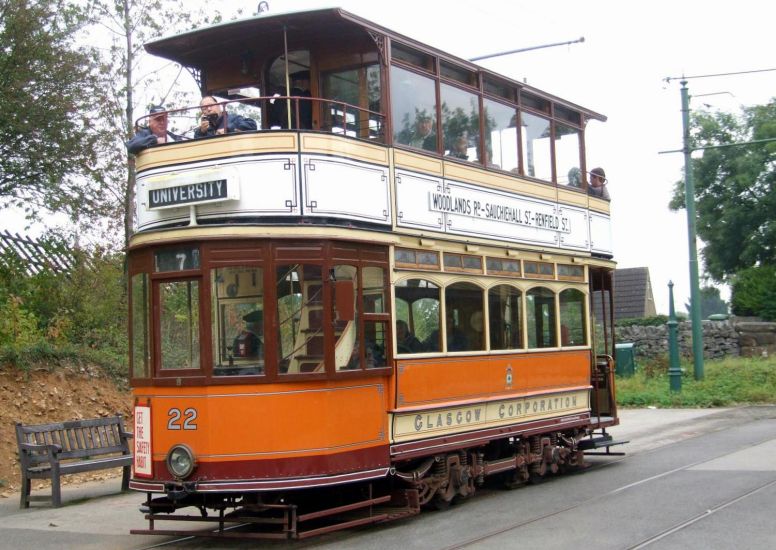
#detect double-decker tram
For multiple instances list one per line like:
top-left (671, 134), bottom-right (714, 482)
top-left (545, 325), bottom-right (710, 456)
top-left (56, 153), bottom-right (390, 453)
top-left (127, 8), bottom-right (620, 539)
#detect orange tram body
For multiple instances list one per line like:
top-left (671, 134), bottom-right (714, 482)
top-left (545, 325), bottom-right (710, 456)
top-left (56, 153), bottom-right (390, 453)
top-left (127, 8), bottom-right (621, 539)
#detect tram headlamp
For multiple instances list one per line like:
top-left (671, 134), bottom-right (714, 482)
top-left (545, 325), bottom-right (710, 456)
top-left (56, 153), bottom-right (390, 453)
top-left (166, 444), bottom-right (196, 479)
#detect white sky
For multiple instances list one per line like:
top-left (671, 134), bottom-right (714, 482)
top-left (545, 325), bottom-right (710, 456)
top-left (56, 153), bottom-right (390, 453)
top-left (4, 0), bottom-right (775, 314)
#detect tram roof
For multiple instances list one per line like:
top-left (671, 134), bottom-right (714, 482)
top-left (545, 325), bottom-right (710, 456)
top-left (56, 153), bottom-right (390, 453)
top-left (145, 7), bottom-right (606, 122)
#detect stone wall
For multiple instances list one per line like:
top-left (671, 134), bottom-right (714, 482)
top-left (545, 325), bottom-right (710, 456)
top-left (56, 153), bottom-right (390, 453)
top-left (615, 317), bottom-right (776, 359)
top-left (615, 320), bottom-right (739, 359)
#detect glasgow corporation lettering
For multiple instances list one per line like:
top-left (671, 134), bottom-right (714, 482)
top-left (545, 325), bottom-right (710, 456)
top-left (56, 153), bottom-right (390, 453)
top-left (149, 180), bottom-right (228, 209)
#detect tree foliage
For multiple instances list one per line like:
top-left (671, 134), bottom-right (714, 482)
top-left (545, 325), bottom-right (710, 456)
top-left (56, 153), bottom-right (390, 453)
top-left (730, 265), bottom-right (776, 321)
top-left (0, 0), bottom-right (112, 222)
top-left (670, 101), bottom-right (776, 281)
top-left (684, 286), bottom-right (728, 318)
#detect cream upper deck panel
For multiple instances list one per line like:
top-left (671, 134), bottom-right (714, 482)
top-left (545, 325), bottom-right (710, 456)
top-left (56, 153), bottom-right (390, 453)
top-left (133, 132), bottom-right (612, 257)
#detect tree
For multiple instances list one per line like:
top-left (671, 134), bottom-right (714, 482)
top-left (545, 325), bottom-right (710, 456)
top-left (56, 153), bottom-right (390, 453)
top-left (684, 286), bottom-right (728, 318)
top-left (87, 0), bottom-right (227, 246)
top-left (669, 101), bottom-right (776, 281)
top-left (0, 0), bottom-right (113, 223)
top-left (730, 265), bottom-right (776, 321)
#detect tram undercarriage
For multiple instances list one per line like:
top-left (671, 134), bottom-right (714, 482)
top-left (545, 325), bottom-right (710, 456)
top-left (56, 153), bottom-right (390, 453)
top-left (131, 427), bottom-right (620, 540)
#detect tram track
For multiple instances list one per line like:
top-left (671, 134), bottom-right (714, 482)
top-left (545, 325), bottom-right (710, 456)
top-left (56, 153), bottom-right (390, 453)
top-left (441, 433), bottom-right (776, 550)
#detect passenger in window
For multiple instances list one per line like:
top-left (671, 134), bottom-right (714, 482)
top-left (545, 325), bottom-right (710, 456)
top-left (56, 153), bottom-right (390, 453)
top-left (232, 310), bottom-right (263, 358)
top-left (409, 115), bottom-right (436, 151)
top-left (588, 167), bottom-right (610, 200)
top-left (424, 311), bottom-right (468, 352)
top-left (126, 105), bottom-right (180, 154)
top-left (567, 167), bottom-right (582, 187)
top-left (396, 320), bottom-right (424, 353)
top-left (447, 133), bottom-right (469, 160)
top-left (290, 70), bottom-right (313, 129)
top-left (194, 96), bottom-right (257, 138)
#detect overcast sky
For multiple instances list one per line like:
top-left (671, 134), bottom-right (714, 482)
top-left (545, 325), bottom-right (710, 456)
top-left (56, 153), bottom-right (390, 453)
top-left (5, 0), bottom-right (775, 314)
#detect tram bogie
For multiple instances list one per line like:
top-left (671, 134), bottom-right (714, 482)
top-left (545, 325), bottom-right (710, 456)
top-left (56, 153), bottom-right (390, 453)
top-left (127, 7), bottom-right (620, 540)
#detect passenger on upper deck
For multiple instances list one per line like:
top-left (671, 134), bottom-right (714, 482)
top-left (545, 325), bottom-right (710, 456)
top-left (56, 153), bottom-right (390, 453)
top-left (126, 105), bottom-right (179, 154)
top-left (409, 115), bottom-right (436, 152)
top-left (194, 96), bottom-right (257, 138)
top-left (290, 70), bottom-right (313, 129)
top-left (447, 133), bottom-right (469, 160)
top-left (588, 167), bottom-right (610, 200)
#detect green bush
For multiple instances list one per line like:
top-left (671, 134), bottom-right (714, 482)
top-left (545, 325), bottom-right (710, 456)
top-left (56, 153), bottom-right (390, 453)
top-left (731, 265), bottom-right (776, 320)
top-left (616, 315), bottom-right (670, 327)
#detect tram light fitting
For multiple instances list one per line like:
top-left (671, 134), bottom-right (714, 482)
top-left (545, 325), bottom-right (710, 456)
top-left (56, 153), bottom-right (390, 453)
top-left (166, 445), bottom-right (196, 479)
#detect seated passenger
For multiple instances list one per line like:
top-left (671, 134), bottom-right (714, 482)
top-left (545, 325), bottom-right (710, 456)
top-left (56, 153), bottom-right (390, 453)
top-left (194, 95), bottom-right (257, 138)
top-left (447, 133), bottom-right (469, 160)
top-left (588, 167), bottom-right (610, 200)
top-left (126, 105), bottom-right (180, 154)
top-left (409, 115), bottom-right (436, 151)
top-left (396, 320), bottom-right (424, 353)
top-left (567, 167), bottom-right (582, 187)
top-left (232, 310), bottom-right (263, 359)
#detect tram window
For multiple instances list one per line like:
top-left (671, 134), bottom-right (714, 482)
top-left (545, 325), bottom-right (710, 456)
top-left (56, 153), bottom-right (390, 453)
top-left (390, 65), bottom-right (437, 151)
top-left (486, 257), bottom-right (521, 276)
top-left (444, 282), bottom-right (484, 352)
top-left (392, 43), bottom-right (433, 72)
top-left (154, 247), bottom-right (200, 272)
top-left (556, 123), bottom-right (582, 187)
top-left (524, 260), bottom-right (555, 279)
top-left (441, 82), bottom-right (480, 164)
top-left (211, 267), bottom-right (264, 377)
top-left (555, 105), bottom-right (582, 126)
top-left (560, 288), bottom-right (587, 346)
top-left (395, 248), bottom-right (440, 270)
top-left (130, 273), bottom-right (151, 378)
top-left (362, 266), bottom-right (385, 314)
top-left (484, 99), bottom-right (518, 174)
top-left (364, 320), bottom-right (387, 369)
top-left (440, 61), bottom-right (476, 87)
top-left (276, 264), bottom-right (324, 375)
top-left (526, 287), bottom-right (557, 349)
top-left (333, 265), bottom-right (361, 371)
top-left (558, 264), bottom-right (585, 281)
top-left (444, 252), bottom-right (482, 273)
top-left (521, 92), bottom-right (551, 115)
top-left (322, 65), bottom-right (382, 140)
top-left (521, 112), bottom-right (552, 181)
top-left (484, 78), bottom-right (514, 102)
top-left (395, 279), bottom-right (440, 352)
top-left (159, 280), bottom-right (200, 370)
top-left (489, 285), bottom-right (523, 350)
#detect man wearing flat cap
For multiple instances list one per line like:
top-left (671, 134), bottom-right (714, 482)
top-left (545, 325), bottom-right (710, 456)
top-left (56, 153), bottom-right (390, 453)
top-left (588, 167), bottom-right (610, 200)
top-left (126, 105), bottom-right (180, 154)
top-left (233, 310), bottom-right (263, 359)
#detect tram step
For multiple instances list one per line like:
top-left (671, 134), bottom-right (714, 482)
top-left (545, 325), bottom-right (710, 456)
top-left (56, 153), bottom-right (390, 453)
top-left (579, 435), bottom-right (629, 450)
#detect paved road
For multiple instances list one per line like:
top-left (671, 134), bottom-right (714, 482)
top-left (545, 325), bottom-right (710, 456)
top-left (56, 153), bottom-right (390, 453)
top-left (2, 406), bottom-right (774, 549)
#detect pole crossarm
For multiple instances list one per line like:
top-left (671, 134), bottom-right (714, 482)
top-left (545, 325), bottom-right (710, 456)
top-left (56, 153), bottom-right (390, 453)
top-left (469, 37), bottom-right (585, 62)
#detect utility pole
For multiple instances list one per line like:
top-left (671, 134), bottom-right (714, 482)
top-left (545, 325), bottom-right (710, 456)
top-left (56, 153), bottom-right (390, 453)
top-left (680, 80), bottom-right (705, 380)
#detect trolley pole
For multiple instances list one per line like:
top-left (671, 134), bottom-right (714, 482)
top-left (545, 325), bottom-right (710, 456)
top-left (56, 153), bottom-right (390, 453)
top-left (667, 281), bottom-right (682, 393)
top-left (680, 80), bottom-right (705, 380)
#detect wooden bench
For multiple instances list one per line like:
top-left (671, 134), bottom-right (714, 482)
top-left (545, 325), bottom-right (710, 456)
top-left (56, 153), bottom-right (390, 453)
top-left (15, 414), bottom-right (133, 508)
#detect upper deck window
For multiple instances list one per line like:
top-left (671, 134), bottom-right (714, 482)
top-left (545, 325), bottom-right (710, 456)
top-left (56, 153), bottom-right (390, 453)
top-left (556, 123), bottom-right (582, 188)
top-left (484, 99), bottom-right (518, 173)
top-left (440, 61), bottom-right (476, 87)
top-left (441, 82), bottom-right (481, 164)
top-left (521, 111), bottom-right (552, 181)
top-left (392, 43), bottom-right (434, 72)
top-left (486, 257), bottom-right (521, 276)
top-left (391, 65), bottom-right (438, 152)
top-left (521, 92), bottom-right (550, 115)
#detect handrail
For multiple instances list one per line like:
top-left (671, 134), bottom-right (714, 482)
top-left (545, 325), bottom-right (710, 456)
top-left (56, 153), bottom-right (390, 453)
top-left (134, 95), bottom-right (386, 142)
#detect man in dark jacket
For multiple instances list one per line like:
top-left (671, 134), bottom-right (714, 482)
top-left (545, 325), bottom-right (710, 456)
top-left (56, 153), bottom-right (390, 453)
top-left (126, 105), bottom-right (180, 154)
top-left (194, 95), bottom-right (257, 138)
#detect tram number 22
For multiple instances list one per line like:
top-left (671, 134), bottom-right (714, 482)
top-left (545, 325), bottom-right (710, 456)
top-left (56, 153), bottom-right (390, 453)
top-left (167, 408), bottom-right (198, 430)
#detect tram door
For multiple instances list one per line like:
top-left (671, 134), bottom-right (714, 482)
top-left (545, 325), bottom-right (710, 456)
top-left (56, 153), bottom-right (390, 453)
top-left (589, 268), bottom-right (616, 419)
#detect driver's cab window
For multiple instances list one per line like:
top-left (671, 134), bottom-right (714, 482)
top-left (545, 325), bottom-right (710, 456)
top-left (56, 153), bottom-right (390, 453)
top-left (267, 50), bottom-right (311, 129)
top-left (211, 266), bottom-right (264, 376)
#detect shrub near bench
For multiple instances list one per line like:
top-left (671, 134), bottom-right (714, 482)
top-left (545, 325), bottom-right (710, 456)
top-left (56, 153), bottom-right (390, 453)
top-left (15, 414), bottom-right (133, 508)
